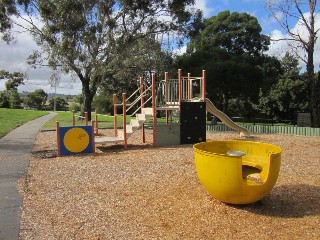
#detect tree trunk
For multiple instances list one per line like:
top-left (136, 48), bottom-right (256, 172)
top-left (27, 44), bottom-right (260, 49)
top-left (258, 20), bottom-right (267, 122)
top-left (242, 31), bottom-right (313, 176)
top-left (306, 1), bottom-right (317, 127)
top-left (306, 44), bottom-right (316, 127)
top-left (82, 79), bottom-right (93, 121)
top-left (311, 72), bottom-right (320, 127)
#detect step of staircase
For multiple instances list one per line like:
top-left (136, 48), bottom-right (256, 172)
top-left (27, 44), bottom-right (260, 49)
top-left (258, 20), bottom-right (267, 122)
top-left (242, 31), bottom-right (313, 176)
top-left (117, 129), bottom-right (133, 140)
top-left (120, 108), bottom-right (153, 140)
top-left (95, 136), bottom-right (124, 144)
top-left (142, 107), bottom-right (153, 115)
top-left (95, 107), bottom-right (154, 144)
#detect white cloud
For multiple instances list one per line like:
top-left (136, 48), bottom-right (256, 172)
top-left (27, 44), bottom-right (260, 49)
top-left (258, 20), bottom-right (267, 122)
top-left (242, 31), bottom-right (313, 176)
top-left (173, 45), bottom-right (187, 55)
top-left (194, 0), bottom-right (215, 17)
top-left (0, 17), bottom-right (82, 95)
top-left (267, 12), bottom-right (320, 72)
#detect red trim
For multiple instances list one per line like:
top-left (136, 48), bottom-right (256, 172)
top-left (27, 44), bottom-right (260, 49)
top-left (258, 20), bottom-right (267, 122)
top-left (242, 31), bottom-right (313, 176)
top-left (122, 93), bottom-right (127, 149)
top-left (188, 73), bottom-right (191, 100)
top-left (178, 69), bottom-right (182, 110)
top-left (152, 73), bottom-right (156, 147)
top-left (202, 70), bottom-right (206, 102)
top-left (113, 94), bottom-right (118, 137)
top-left (165, 72), bottom-right (169, 124)
top-left (56, 121), bottom-right (61, 157)
top-left (95, 111), bottom-right (98, 135)
top-left (91, 120), bottom-right (96, 153)
top-left (140, 77), bottom-right (146, 143)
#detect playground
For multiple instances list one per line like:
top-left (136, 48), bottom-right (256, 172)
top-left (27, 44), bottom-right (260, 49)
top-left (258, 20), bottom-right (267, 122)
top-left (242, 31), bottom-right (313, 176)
top-left (18, 129), bottom-right (320, 239)
top-left (17, 70), bottom-right (319, 239)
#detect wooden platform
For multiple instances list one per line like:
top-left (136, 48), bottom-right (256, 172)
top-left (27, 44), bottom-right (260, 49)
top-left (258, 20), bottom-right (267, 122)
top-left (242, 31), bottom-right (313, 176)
top-left (156, 106), bottom-right (179, 110)
top-left (95, 136), bottom-right (124, 144)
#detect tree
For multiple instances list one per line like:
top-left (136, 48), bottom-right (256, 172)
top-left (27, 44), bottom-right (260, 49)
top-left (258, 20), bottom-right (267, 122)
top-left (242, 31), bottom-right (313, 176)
top-left (99, 35), bottom-right (176, 110)
top-left (24, 89), bottom-right (48, 109)
top-left (48, 96), bottom-right (68, 111)
top-left (2, 0), bottom-right (201, 120)
top-left (92, 92), bottom-right (113, 114)
top-left (0, 0), bottom-right (31, 42)
top-left (187, 11), bottom-right (270, 56)
top-left (9, 89), bottom-right (22, 108)
top-left (0, 92), bottom-right (9, 108)
top-left (0, 69), bottom-right (25, 108)
top-left (176, 11), bottom-right (271, 115)
top-left (266, 0), bottom-right (320, 126)
top-left (0, 70), bottom-right (25, 89)
top-left (257, 53), bottom-right (308, 121)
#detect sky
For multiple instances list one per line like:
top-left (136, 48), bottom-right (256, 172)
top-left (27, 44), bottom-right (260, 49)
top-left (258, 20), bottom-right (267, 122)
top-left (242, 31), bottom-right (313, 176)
top-left (0, 0), bottom-right (319, 95)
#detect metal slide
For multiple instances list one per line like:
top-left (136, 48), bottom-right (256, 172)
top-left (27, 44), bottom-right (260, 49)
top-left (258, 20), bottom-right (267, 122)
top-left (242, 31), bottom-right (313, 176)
top-left (205, 98), bottom-right (250, 137)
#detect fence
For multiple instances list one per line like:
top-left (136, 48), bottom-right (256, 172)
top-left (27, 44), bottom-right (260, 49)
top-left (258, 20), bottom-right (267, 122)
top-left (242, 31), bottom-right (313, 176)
top-left (207, 124), bottom-right (320, 136)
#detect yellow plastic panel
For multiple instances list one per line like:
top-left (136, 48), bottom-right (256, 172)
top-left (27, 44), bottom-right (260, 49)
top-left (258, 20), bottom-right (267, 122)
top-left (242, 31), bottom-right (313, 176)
top-left (194, 140), bottom-right (282, 204)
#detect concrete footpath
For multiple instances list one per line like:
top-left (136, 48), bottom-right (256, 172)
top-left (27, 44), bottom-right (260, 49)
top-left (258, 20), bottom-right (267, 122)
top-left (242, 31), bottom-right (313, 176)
top-left (0, 112), bottom-right (56, 240)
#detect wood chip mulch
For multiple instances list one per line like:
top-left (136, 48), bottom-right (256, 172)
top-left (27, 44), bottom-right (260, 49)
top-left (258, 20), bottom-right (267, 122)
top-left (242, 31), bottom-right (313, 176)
top-left (18, 129), bottom-right (320, 239)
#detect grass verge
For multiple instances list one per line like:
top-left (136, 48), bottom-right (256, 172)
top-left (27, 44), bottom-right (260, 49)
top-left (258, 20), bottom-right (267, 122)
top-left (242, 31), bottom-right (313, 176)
top-left (42, 111), bottom-right (132, 130)
top-left (0, 108), bottom-right (49, 138)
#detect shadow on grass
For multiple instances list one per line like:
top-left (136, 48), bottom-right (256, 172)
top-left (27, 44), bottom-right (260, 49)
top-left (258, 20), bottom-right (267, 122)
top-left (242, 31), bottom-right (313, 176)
top-left (232, 184), bottom-right (320, 218)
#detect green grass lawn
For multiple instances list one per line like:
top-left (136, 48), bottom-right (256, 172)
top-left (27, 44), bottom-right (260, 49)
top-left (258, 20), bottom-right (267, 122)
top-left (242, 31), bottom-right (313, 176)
top-left (0, 108), bottom-right (49, 138)
top-left (43, 111), bottom-right (181, 130)
top-left (42, 111), bottom-right (133, 129)
top-left (1, 108), bottom-right (294, 139)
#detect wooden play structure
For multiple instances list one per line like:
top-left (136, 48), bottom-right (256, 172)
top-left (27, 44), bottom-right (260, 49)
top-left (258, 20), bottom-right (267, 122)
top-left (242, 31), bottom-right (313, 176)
top-left (95, 69), bottom-right (209, 147)
top-left (94, 69), bottom-right (249, 148)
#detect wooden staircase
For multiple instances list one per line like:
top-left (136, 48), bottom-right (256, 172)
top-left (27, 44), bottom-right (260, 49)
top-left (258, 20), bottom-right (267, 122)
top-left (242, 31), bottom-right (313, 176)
top-left (95, 107), bottom-right (153, 144)
top-left (117, 107), bottom-right (153, 140)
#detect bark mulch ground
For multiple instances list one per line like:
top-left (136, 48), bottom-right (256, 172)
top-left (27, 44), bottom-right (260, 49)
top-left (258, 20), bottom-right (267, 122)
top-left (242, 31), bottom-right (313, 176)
top-left (18, 130), bottom-right (320, 239)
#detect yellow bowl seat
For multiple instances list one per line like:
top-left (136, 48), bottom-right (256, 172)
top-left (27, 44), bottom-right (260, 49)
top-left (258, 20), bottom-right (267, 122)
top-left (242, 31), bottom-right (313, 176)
top-left (193, 140), bottom-right (282, 204)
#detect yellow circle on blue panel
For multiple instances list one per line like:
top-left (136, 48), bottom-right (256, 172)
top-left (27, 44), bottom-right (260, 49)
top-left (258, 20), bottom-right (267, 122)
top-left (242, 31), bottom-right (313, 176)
top-left (63, 128), bottom-right (89, 153)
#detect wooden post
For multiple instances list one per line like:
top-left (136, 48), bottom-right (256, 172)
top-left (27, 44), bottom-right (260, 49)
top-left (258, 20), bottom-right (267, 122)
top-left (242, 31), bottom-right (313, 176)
top-left (95, 110), bottom-right (98, 135)
top-left (178, 69), bottom-right (182, 110)
top-left (91, 120), bottom-right (96, 153)
top-left (142, 123), bottom-right (145, 143)
top-left (72, 111), bottom-right (75, 126)
top-left (188, 73), bottom-right (191, 100)
top-left (56, 121), bottom-right (61, 157)
top-left (122, 93), bottom-right (127, 149)
top-left (85, 112), bottom-right (88, 126)
top-left (202, 70), bottom-right (206, 102)
top-left (113, 94), bottom-right (118, 137)
top-left (165, 72), bottom-right (169, 124)
top-left (140, 77), bottom-right (145, 143)
top-left (152, 73), bottom-right (156, 147)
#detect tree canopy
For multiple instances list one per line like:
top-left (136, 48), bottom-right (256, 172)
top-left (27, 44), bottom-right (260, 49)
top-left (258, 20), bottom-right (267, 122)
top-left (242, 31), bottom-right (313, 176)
top-left (258, 53), bottom-right (308, 121)
top-left (176, 11), bottom-right (275, 115)
top-left (24, 89), bottom-right (48, 109)
top-left (0, 69), bottom-right (25, 108)
top-left (2, 0), bottom-right (201, 119)
top-left (187, 11), bottom-right (270, 57)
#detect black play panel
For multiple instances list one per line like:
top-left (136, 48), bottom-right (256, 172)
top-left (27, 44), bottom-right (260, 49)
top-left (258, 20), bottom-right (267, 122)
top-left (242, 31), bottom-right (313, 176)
top-left (180, 101), bottom-right (206, 144)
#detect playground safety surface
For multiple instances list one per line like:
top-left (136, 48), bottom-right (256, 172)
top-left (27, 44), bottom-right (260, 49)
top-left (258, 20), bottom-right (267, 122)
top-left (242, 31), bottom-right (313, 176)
top-left (19, 129), bottom-right (320, 239)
